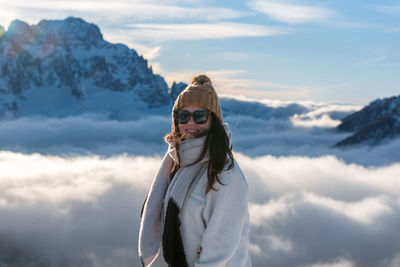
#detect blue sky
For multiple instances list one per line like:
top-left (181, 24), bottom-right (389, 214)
top-left (0, 0), bottom-right (399, 105)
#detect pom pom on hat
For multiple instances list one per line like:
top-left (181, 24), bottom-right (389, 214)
top-left (191, 74), bottom-right (212, 86)
top-left (172, 74), bottom-right (222, 123)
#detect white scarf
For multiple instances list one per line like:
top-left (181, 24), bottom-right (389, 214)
top-left (138, 135), bottom-right (209, 266)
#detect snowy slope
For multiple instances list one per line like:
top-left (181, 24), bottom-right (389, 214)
top-left (335, 95), bottom-right (400, 146)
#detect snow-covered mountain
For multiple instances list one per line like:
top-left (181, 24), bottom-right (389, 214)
top-left (0, 17), bottom-right (179, 119)
top-left (335, 95), bottom-right (400, 146)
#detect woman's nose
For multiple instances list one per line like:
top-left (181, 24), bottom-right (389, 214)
top-left (187, 116), bottom-right (196, 125)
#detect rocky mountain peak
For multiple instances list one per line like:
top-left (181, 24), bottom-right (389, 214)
top-left (335, 94), bottom-right (400, 147)
top-left (7, 20), bottom-right (30, 34)
top-left (170, 82), bottom-right (187, 100)
top-left (0, 17), bottom-right (175, 118)
top-left (3, 20), bottom-right (34, 46)
top-left (38, 17), bottom-right (104, 48)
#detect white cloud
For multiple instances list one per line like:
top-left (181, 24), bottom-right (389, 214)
top-left (290, 104), bottom-right (361, 128)
top-left (0, 0), bottom-right (249, 23)
top-left (304, 193), bottom-right (393, 225)
top-left (210, 71), bottom-right (328, 101)
top-left (263, 234), bottom-right (293, 253)
top-left (0, 115), bottom-right (171, 156)
top-left (386, 253), bottom-right (400, 267)
top-left (160, 69), bottom-right (263, 97)
top-left (238, 154), bottom-right (400, 203)
top-left (0, 4), bottom-right (17, 29)
top-left (0, 151), bottom-right (156, 266)
top-left (0, 152), bottom-right (156, 205)
top-left (0, 0), bottom-right (262, 46)
top-left (237, 153), bottom-right (400, 267)
top-left (250, 199), bottom-right (289, 225)
top-left (210, 74), bottom-right (351, 103)
top-left (124, 22), bottom-right (286, 42)
top-left (291, 114), bottom-right (340, 127)
top-left (300, 258), bottom-right (355, 267)
top-left (203, 69), bottom-right (260, 94)
top-left (1, 97), bottom-right (400, 166)
top-left (0, 100), bottom-right (398, 266)
top-left (162, 68), bottom-right (320, 101)
top-left (248, 0), bottom-right (333, 24)
top-left (2, 151), bottom-right (400, 266)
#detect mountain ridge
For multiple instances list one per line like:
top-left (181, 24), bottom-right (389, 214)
top-left (0, 17), bottom-right (177, 119)
top-left (335, 94), bottom-right (400, 147)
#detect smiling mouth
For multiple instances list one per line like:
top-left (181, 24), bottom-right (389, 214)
top-left (186, 129), bottom-right (200, 134)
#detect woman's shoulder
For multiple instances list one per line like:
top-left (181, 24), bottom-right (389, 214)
top-left (217, 160), bottom-right (248, 191)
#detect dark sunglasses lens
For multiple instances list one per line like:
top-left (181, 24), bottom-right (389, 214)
top-left (176, 110), bottom-right (209, 124)
top-left (177, 110), bottom-right (191, 124)
top-left (193, 110), bottom-right (209, 124)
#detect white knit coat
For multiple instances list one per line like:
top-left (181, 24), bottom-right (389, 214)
top-left (141, 124), bottom-right (251, 267)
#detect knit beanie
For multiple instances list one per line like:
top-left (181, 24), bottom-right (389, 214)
top-left (172, 74), bottom-right (222, 123)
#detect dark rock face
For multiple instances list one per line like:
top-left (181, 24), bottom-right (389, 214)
top-left (170, 82), bottom-right (187, 101)
top-left (0, 17), bottom-right (173, 118)
top-left (335, 95), bottom-right (400, 147)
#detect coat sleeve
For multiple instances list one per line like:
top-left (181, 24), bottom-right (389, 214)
top-left (195, 166), bottom-right (249, 267)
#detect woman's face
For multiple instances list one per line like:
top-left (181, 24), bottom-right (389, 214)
top-left (177, 105), bottom-right (212, 140)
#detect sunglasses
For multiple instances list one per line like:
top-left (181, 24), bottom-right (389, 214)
top-left (175, 109), bottom-right (211, 124)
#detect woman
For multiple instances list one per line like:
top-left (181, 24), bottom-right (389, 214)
top-left (139, 74), bottom-right (251, 267)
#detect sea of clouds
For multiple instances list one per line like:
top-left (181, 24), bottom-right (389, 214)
top-left (1, 97), bottom-right (400, 267)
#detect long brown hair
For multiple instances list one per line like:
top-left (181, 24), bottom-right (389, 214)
top-left (165, 112), bottom-right (234, 193)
